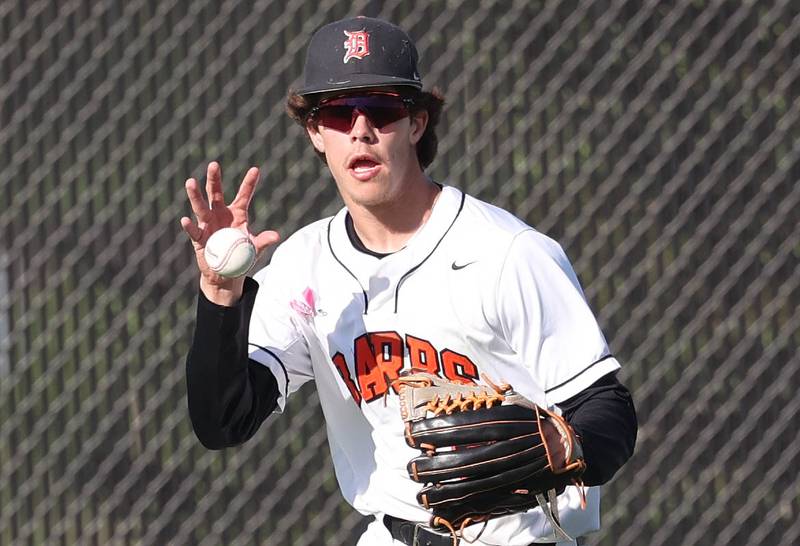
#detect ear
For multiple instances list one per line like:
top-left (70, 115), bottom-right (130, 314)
top-left (306, 123), bottom-right (325, 153)
top-left (409, 110), bottom-right (429, 146)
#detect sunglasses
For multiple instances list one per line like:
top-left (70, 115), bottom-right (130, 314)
top-left (309, 93), bottom-right (414, 133)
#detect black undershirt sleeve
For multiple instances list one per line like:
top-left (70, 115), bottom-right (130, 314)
top-left (185, 277), bottom-right (280, 450)
top-left (184, 269), bottom-right (638, 486)
top-left (557, 371), bottom-right (638, 486)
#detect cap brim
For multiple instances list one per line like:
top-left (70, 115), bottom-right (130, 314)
top-left (297, 73), bottom-right (422, 96)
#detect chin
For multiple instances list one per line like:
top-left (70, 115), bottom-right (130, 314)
top-left (352, 192), bottom-right (390, 208)
top-left (346, 183), bottom-right (394, 208)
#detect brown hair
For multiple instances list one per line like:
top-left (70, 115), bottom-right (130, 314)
top-left (285, 87), bottom-right (445, 169)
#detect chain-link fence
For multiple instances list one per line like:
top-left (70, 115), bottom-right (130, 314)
top-left (2, 0), bottom-right (798, 544)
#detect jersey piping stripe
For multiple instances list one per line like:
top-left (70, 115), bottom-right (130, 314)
top-left (327, 216), bottom-right (369, 313)
top-left (393, 191), bottom-right (466, 313)
top-left (248, 343), bottom-right (290, 398)
top-left (544, 354), bottom-right (614, 394)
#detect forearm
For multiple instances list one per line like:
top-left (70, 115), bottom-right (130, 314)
top-left (558, 372), bottom-right (638, 486)
top-left (186, 277), bottom-right (279, 449)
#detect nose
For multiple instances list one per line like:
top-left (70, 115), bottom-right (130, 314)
top-left (350, 109), bottom-right (377, 142)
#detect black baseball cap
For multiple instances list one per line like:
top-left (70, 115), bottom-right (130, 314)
top-left (297, 16), bottom-right (423, 96)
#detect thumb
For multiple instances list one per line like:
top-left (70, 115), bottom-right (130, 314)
top-left (252, 230), bottom-right (280, 253)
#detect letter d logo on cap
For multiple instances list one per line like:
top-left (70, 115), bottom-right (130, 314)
top-left (343, 30), bottom-right (370, 63)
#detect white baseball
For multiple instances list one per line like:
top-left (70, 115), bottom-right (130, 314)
top-left (204, 227), bottom-right (257, 278)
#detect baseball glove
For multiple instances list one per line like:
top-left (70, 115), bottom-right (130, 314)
top-left (393, 371), bottom-right (586, 541)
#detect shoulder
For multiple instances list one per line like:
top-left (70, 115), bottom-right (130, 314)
top-left (283, 215), bottom-right (336, 247)
top-left (274, 215), bottom-right (338, 257)
top-left (446, 188), bottom-right (567, 264)
top-left (251, 213), bottom-right (338, 283)
top-left (457, 191), bottom-right (531, 236)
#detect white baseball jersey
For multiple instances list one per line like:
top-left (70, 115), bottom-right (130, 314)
top-left (248, 185), bottom-right (620, 545)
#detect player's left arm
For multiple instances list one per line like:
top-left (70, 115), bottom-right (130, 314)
top-left (556, 371), bottom-right (637, 485)
top-left (493, 229), bottom-right (637, 485)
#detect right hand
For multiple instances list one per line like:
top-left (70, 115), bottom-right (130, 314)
top-left (180, 161), bottom-right (280, 305)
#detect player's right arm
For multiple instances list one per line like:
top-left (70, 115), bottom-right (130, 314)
top-left (185, 277), bottom-right (281, 449)
top-left (180, 162), bottom-right (282, 449)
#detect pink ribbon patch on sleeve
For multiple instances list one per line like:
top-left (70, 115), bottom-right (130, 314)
top-left (290, 287), bottom-right (316, 319)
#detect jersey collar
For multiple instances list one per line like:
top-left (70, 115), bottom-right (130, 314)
top-left (327, 186), bottom-right (465, 312)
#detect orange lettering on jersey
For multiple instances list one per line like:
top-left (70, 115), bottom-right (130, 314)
top-left (374, 331), bottom-right (405, 393)
top-left (355, 331), bottom-right (404, 401)
top-left (354, 335), bottom-right (384, 402)
top-left (332, 351), bottom-right (362, 405)
top-left (406, 335), bottom-right (440, 375)
top-left (337, 333), bottom-right (482, 405)
top-left (441, 349), bottom-right (479, 384)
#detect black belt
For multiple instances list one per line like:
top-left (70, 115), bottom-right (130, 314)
top-left (383, 515), bottom-right (453, 546)
top-left (383, 515), bottom-right (556, 546)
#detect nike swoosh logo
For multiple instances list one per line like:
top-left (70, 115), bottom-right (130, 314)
top-left (451, 261), bottom-right (476, 270)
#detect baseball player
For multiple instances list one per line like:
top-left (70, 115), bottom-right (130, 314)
top-left (181, 16), bottom-right (637, 546)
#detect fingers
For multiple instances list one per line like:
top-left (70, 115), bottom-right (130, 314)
top-left (231, 166), bottom-right (260, 211)
top-left (184, 163), bottom-right (268, 248)
top-left (179, 216), bottom-right (204, 243)
top-left (185, 178), bottom-right (211, 223)
top-left (206, 161), bottom-right (226, 210)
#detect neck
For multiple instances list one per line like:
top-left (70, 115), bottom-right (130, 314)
top-left (346, 174), bottom-right (441, 254)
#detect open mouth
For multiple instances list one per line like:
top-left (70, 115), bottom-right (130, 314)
top-left (348, 155), bottom-right (381, 179)
top-left (352, 158), bottom-right (378, 171)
